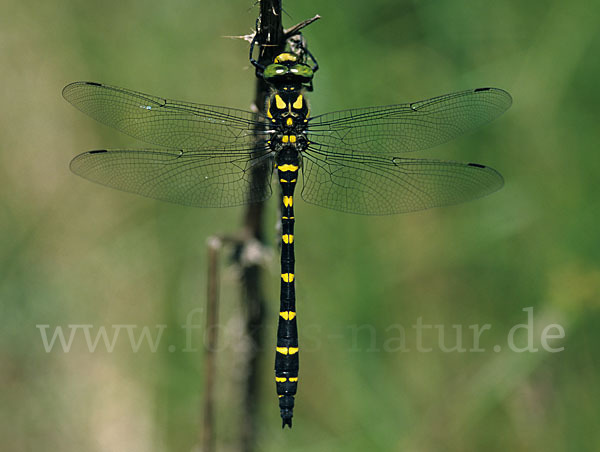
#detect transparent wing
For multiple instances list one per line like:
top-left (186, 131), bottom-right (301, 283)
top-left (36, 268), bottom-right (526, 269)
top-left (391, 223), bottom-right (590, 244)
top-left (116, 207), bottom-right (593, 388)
top-left (63, 82), bottom-right (265, 149)
top-left (70, 147), bottom-right (274, 208)
top-left (307, 88), bottom-right (512, 155)
top-left (300, 145), bottom-right (503, 215)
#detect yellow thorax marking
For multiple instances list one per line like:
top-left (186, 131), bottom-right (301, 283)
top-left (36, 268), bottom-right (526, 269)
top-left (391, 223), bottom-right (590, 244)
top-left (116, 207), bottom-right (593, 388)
top-left (276, 347), bottom-right (288, 354)
top-left (278, 164), bottom-right (298, 172)
top-left (275, 376), bottom-right (287, 382)
top-left (281, 273), bottom-right (294, 283)
top-left (286, 117), bottom-right (293, 126)
top-left (275, 94), bottom-right (286, 110)
top-left (280, 311), bottom-right (296, 320)
top-left (289, 135), bottom-right (297, 143)
top-left (267, 107), bottom-right (272, 119)
top-left (288, 347), bottom-right (299, 355)
top-left (283, 196), bottom-right (293, 207)
top-left (282, 135), bottom-right (289, 143)
top-left (282, 234), bottom-right (294, 244)
top-left (289, 377), bottom-right (298, 382)
top-left (293, 94), bottom-right (303, 109)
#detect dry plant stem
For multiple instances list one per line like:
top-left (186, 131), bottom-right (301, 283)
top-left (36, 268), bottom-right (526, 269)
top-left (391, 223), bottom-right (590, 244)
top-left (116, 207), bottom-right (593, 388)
top-left (201, 1), bottom-right (318, 448)
top-left (284, 14), bottom-right (321, 40)
top-left (201, 237), bottom-right (222, 452)
top-left (238, 3), bottom-right (283, 450)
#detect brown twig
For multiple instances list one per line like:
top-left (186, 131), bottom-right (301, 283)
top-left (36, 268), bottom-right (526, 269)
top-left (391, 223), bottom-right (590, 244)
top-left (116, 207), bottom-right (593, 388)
top-left (201, 2), bottom-right (319, 450)
top-left (237, 2), bottom-right (283, 450)
top-left (284, 14), bottom-right (321, 40)
top-left (201, 236), bottom-right (222, 452)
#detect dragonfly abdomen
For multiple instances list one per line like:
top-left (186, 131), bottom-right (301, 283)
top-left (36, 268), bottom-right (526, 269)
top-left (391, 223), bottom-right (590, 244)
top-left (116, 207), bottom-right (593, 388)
top-left (269, 79), bottom-right (308, 428)
top-left (275, 146), bottom-right (300, 427)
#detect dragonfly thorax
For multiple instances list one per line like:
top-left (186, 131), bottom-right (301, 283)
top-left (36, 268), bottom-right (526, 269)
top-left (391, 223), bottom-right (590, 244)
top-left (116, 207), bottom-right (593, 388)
top-left (267, 89), bottom-right (309, 155)
top-left (267, 91), bottom-right (309, 125)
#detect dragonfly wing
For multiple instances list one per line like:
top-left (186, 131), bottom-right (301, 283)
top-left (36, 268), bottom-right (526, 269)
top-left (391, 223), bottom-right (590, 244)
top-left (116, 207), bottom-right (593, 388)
top-left (307, 88), bottom-right (512, 154)
top-left (70, 148), bottom-right (274, 208)
top-left (63, 82), bottom-right (265, 149)
top-left (300, 146), bottom-right (503, 215)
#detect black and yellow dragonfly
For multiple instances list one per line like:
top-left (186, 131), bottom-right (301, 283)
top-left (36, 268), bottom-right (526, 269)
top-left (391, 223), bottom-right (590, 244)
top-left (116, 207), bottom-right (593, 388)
top-left (63, 43), bottom-right (511, 428)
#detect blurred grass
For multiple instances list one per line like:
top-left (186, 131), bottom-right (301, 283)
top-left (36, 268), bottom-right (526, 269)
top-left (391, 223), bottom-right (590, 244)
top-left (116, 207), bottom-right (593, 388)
top-left (1, 0), bottom-right (599, 451)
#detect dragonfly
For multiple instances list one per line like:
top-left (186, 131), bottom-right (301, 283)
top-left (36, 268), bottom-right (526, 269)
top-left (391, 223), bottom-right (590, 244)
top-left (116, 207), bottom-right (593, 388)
top-left (63, 38), bottom-right (511, 428)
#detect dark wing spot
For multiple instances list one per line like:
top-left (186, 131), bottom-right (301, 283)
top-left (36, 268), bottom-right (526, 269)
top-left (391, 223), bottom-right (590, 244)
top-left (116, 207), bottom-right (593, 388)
top-left (468, 162), bottom-right (486, 168)
top-left (89, 149), bottom-right (108, 154)
top-left (86, 82), bottom-right (102, 87)
top-left (474, 87), bottom-right (491, 92)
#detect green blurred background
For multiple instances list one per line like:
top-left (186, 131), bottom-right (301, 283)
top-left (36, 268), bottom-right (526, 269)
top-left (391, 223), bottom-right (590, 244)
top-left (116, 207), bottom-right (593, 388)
top-left (2, 0), bottom-right (599, 450)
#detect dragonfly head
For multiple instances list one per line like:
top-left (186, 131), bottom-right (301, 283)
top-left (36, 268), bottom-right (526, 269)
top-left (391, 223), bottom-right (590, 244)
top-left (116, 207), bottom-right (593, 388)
top-left (263, 53), bottom-right (314, 88)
